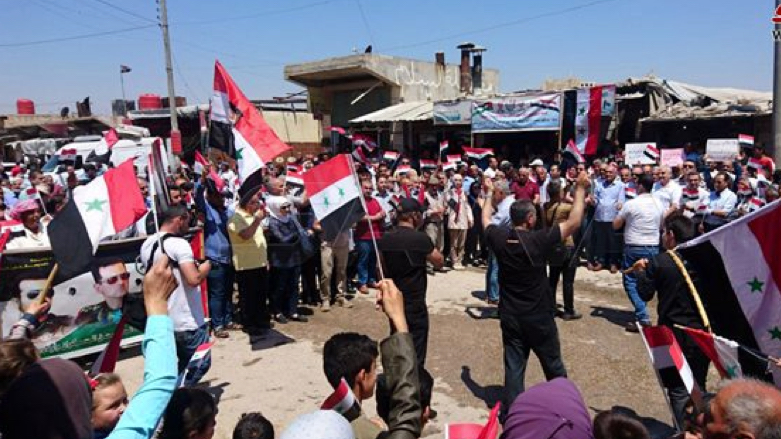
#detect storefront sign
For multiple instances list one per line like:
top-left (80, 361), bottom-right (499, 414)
top-left (471, 93), bottom-right (562, 132)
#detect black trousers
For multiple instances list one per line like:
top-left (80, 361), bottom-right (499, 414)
top-left (406, 308), bottom-right (429, 368)
top-left (548, 247), bottom-right (577, 314)
top-left (500, 312), bottom-right (567, 418)
top-left (301, 247), bottom-right (321, 305)
top-left (591, 221), bottom-right (621, 266)
top-left (236, 267), bottom-right (270, 329)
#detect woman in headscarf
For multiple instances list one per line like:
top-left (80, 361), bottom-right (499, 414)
top-left (266, 195), bottom-right (308, 324)
top-left (5, 199), bottom-right (49, 250)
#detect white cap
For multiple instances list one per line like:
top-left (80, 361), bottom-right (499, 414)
top-left (279, 410), bottom-right (355, 439)
top-left (530, 159), bottom-right (544, 167)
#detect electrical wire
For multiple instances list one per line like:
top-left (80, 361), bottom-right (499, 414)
top-left (173, 0), bottom-right (339, 26)
top-left (354, 0), bottom-right (375, 47)
top-left (383, 0), bottom-right (619, 53)
top-left (89, 0), bottom-right (158, 24)
top-left (0, 25), bottom-right (158, 48)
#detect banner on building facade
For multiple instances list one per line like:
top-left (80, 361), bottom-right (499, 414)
top-left (471, 93), bottom-right (562, 133)
top-left (0, 238), bottom-right (147, 359)
top-left (433, 100), bottom-right (473, 125)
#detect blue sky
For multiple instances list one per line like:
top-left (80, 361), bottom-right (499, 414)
top-left (0, 0), bottom-right (774, 115)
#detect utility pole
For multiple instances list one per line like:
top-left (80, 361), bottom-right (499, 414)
top-left (159, 0), bottom-right (181, 153)
top-left (774, 0), bottom-right (781, 166)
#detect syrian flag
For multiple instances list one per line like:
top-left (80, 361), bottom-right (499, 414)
top-left (419, 159), bottom-right (437, 170)
top-left (120, 65), bottom-right (131, 74)
top-left (212, 60), bottom-right (291, 194)
top-left (574, 86), bottom-right (604, 156)
top-left (87, 128), bottom-right (120, 165)
top-left (682, 188), bottom-right (701, 202)
top-left (285, 170), bottom-right (305, 197)
top-left (21, 186), bottom-right (41, 202)
top-left (677, 199), bottom-right (781, 384)
top-left (442, 162), bottom-right (457, 172)
top-left (396, 164), bottom-right (412, 174)
top-left (287, 163), bottom-right (301, 173)
top-left (748, 158), bottom-right (764, 170)
top-left (747, 197), bottom-right (766, 213)
top-left (352, 133), bottom-right (377, 151)
top-left (60, 148), bottom-right (78, 163)
top-left (564, 139), bottom-right (585, 163)
top-left (303, 155), bottom-right (365, 241)
top-left (680, 326), bottom-right (761, 380)
top-left (625, 185), bottom-right (637, 199)
top-left (194, 151), bottom-right (225, 192)
top-left (48, 160), bottom-right (147, 280)
top-left (446, 154), bottom-right (462, 164)
top-left (739, 134), bottom-right (755, 149)
top-left (639, 325), bottom-right (702, 400)
top-left (178, 341), bottom-right (214, 387)
top-left (463, 147), bottom-right (493, 160)
top-left (644, 144), bottom-right (660, 162)
top-left (383, 150), bottom-right (400, 162)
top-left (352, 145), bottom-right (368, 164)
top-left (322, 378), bottom-right (361, 422)
top-left (439, 140), bottom-right (449, 155)
top-left (90, 315), bottom-right (128, 375)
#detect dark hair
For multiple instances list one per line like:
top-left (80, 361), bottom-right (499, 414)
top-left (637, 174), bottom-right (654, 193)
top-left (45, 194), bottom-right (65, 214)
top-left (376, 367), bottom-right (434, 423)
top-left (547, 181), bottom-right (562, 202)
top-left (159, 388), bottom-right (216, 439)
top-left (0, 339), bottom-right (38, 397)
top-left (715, 171), bottom-right (732, 186)
top-left (664, 213), bottom-right (696, 244)
top-left (593, 411), bottom-right (650, 439)
top-left (161, 204), bottom-right (189, 224)
top-left (233, 412), bottom-right (274, 439)
top-left (323, 332), bottom-right (378, 389)
top-left (509, 199), bottom-right (536, 226)
top-left (90, 258), bottom-right (126, 283)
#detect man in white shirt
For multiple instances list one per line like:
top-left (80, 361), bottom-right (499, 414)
top-left (703, 172), bottom-right (738, 233)
top-left (652, 166), bottom-right (681, 215)
top-left (483, 157), bottom-right (499, 179)
top-left (140, 204), bottom-right (211, 386)
top-left (613, 174), bottom-right (663, 332)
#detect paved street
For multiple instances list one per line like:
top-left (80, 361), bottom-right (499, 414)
top-left (115, 267), bottom-right (688, 439)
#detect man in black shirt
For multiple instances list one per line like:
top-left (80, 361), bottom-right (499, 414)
top-left (482, 172), bottom-right (589, 420)
top-left (379, 198), bottom-right (444, 368)
top-left (634, 214), bottom-right (709, 428)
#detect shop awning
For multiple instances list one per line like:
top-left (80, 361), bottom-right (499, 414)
top-left (350, 101), bottom-right (433, 124)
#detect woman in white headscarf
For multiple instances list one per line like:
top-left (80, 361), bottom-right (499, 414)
top-left (265, 195), bottom-right (308, 324)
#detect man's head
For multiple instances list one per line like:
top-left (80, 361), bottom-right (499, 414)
top-left (168, 186), bottom-right (183, 205)
top-left (549, 164), bottom-right (561, 180)
top-left (593, 411), bottom-right (650, 439)
top-left (662, 214), bottom-right (696, 250)
top-left (396, 198), bottom-right (424, 228)
top-left (452, 174), bottom-right (463, 189)
top-left (492, 179), bottom-right (511, 206)
top-left (637, 174), bottom-right (654, 194)
top-left (658, 166), bottom-right (672, 185)
top-left (488, 157), bottom-right (498, 169)
top-left (28, 171), bottom-right (43, 186)
top-left (686, 171), bottom-right (702, 191)
top-left (266, 177), bottom-right (285, 196)
top-left (92, 259), bottom-right (130, 309)
top-left (517, 168), bottom-right (530, 184)
top-left (323, 333), bottom-right (379, 401)
top-left (137, 178), bottom-right (149, 199)
top-left (682, 160), bottom-right (696, 175)
top-left (377, 176), bottom-right (388, 192)
top-left (619, 167), bottom-right (632, 183)
top-left (535, 165), bottom-right (547, 183)
top-left (704, 378), bottom-right (781, 439)
top-left (714, 172), bottom-right (731, 193)
top-left (233, 412), bottom-right (274, 439)
top-left (510, 199), bottom-right (537, 229)
top-left (161, 204), bottom-right (190, 235)
top-left (361, 180), bottom-right (373, 199)
top-left (604, 165), bottom-right (616, 182)
top-left (642, 164), bottom-right (653, 176)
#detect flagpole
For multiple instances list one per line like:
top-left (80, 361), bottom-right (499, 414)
top-left (637, 323), bottom-right (683, 432)
top-left (147, 154), bottom-right (164, 250)
top-left (35, 263), bottom-right (59, 305)
top-left (347, 154), bottom-right (385, 281)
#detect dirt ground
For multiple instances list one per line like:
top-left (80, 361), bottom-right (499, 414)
top-left (115, 267), bottom-right (695, 439)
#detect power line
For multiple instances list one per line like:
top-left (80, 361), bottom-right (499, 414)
top-left (383, 0), bottom-right (619, 53)
top-left (173, 0), bottom-right (339, 26)
top-left (89, 0), bottom-right (158, 24)
top-left (0, 25), bottom-right (158, 48)
top-left (354, 0), bottom-right (375, 47)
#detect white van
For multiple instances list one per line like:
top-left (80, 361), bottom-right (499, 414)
top-left (42, 137), bottom-right (172, 177)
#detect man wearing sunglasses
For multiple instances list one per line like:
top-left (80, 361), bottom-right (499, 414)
top-left (93, 259), bottom-right (131, 310)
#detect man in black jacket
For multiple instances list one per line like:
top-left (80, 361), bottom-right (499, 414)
top-left (634, 213), bottom-right (709, 428)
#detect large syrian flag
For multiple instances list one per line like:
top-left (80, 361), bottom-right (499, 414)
top-left (679, 326), bottom-right (769, 380)
top-left (564, 139), bottom-right (585, 163)
top-left (677, 199), bottom-right (781, 384)
top-left (48, 160), bottom-right (147, 280)
top-left (303, 155), bottom-right (365, 241)
top-left (574, 85), bottom-right (614, 156)
top-left (212, 60), bottom-right (291, 193)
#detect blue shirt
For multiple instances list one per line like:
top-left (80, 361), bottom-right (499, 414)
top-left (490, 195), bottom-right (515, 227)
top-left (195, 183), bottom-right (233, 264)
top-left (593, 178), bottom-right (625, 222)
top-left (107, 315), bottom-right (176, 439)
top-left (463, 176), bottom-right (476, 194)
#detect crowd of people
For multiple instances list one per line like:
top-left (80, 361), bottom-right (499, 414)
top-left (1, 138), bottom-right (780, 439)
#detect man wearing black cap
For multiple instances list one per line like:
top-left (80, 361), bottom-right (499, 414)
top-left (379, 197), bottom-right (444, 368)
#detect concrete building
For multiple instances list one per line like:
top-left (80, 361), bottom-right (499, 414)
top-left (284, 51), bottom-right (499, 149)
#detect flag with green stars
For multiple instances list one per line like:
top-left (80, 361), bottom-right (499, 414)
top-left (302, 154), bottom-right (365, 241)
top-left (678, 199), bottom-right (781, 384)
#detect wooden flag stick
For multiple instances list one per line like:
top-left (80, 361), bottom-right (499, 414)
top-left (36, 263), bottom-right (59, 305)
